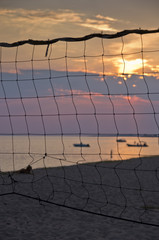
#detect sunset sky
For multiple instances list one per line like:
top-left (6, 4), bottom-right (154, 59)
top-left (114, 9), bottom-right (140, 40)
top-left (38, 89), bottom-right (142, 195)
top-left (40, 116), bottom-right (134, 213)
top-left (0, 0), bottom-right (159, 135)
top-left (0, 0), bottom-right (159, 41)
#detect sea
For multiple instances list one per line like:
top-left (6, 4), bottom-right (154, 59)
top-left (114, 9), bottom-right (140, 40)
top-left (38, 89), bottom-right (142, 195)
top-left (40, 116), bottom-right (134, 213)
top-left (0, 135), bottom-right (159, 171)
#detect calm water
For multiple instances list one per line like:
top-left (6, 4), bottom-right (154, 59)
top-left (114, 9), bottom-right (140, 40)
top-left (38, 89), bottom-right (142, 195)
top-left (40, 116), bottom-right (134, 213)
top-left (0, 135), bottom-right (159, 171)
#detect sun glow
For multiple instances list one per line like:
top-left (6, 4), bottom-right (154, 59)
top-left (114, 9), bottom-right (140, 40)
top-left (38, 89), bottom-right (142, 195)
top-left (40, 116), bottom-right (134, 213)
top-left (118, 58), bottom-right (147, 74)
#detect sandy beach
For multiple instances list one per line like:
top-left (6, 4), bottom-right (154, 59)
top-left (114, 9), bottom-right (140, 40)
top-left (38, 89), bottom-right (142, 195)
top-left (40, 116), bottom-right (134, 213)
top-left (1, 156), bottom-right (159, 239)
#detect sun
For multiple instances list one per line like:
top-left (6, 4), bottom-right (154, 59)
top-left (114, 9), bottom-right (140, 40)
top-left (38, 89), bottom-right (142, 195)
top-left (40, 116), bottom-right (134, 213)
top-left (117, 58), bottom-right (147, 74)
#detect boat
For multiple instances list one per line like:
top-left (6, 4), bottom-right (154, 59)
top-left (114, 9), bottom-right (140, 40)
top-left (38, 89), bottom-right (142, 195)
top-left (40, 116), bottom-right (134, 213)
top-left (127, 141), bottom-right (148, 147)
top-left (73, 142), bottom-right (90, 147)
top-left (116, 139), bottom-right (126, 142)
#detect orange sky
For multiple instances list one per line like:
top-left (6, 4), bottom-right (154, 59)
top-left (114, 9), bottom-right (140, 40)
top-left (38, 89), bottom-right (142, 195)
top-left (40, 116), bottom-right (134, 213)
top-left (0, 1), bottom-right (159, 76)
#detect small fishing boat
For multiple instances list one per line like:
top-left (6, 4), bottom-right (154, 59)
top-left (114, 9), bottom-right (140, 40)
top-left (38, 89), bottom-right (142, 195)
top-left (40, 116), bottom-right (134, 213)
top-left (116, 139), bottom-right (126, 142)
top-left (73, 142), bottom-right (90, 147)
top-left (127, 141), bottom-right (148, 147)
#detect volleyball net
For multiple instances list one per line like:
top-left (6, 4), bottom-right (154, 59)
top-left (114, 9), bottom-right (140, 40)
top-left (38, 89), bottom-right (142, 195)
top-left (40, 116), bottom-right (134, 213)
top-left (0, 29), bottom-right (159, 226)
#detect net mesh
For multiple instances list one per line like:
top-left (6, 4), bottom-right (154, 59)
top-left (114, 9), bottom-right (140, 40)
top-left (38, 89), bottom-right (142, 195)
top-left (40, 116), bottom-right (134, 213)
top-left (0, 29), bottom-right (159, 226)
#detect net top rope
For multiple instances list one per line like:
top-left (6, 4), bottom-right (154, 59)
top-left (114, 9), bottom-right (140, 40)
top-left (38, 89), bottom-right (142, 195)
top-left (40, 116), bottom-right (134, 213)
top-left (0, 29), bottom-right (159, 48)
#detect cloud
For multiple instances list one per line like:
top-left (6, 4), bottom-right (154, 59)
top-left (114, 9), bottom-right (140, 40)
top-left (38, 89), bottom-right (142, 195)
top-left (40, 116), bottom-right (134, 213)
top-left (0, 8), bottom-right (83, 24)
top-left (80, 22), bottom-right (117, 32)
top-left (0, 8), bottom-right (118, 34)
top-left (96, 14), bottom-right (118, 22)
top-left (79, 15), bottom-right (118, 32)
